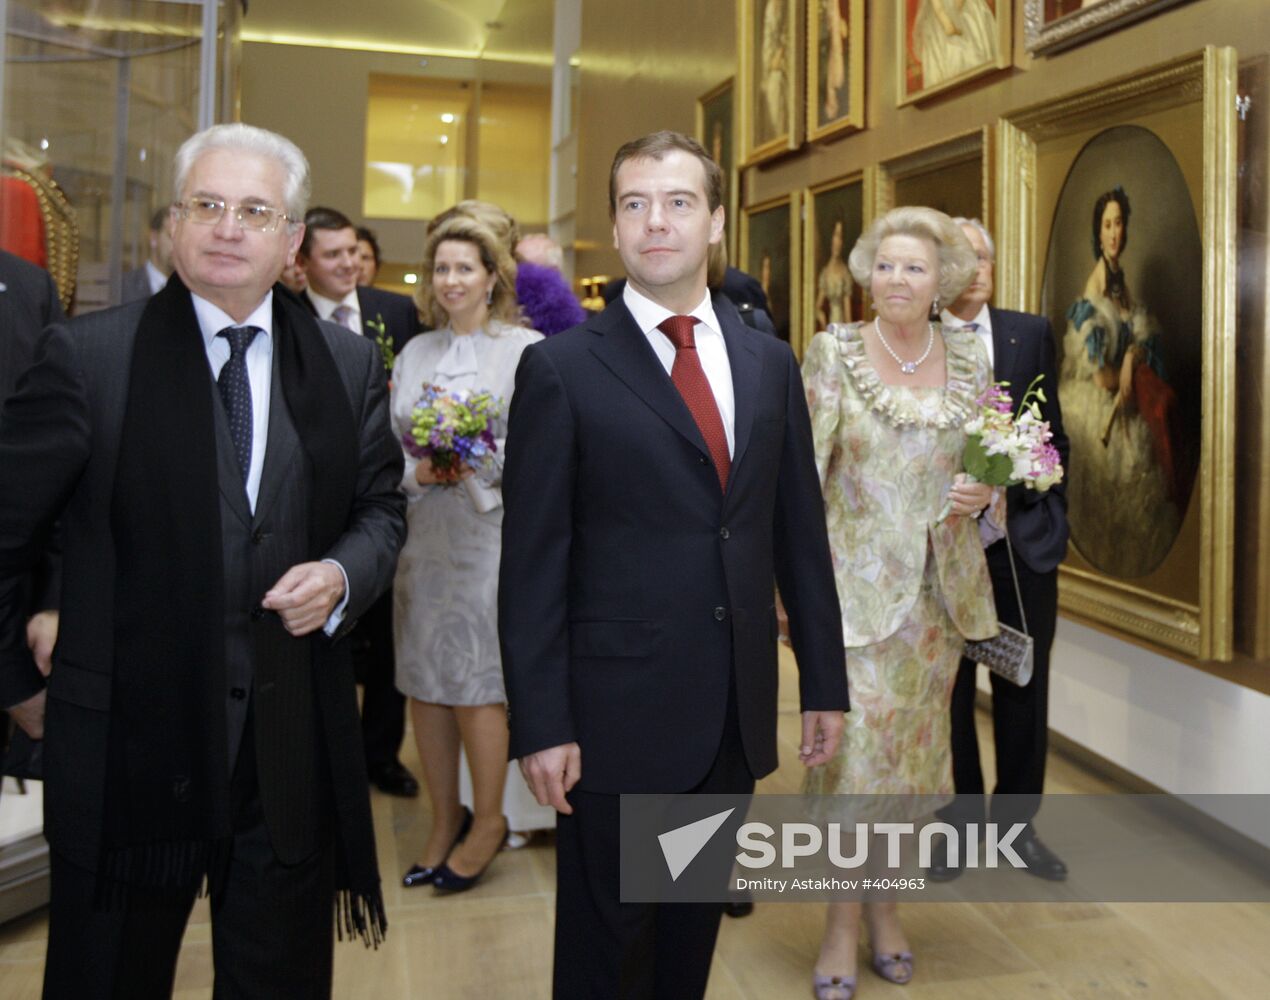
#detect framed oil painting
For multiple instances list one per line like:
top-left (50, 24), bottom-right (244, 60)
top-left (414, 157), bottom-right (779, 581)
top-left (897, 0), bottom-right (1012, 106)
top-left (741, 193), bottom-right (802, 355)
top-left (739, 0), bottom-right (800, 164)
top-left (696, 78), bottom-right (740, 261)
top-left (995, 47), bottom-right (1237, 660)
top-left (875, 129), bottom-right (990, 225)
top-left (804, 173), bottom-right (867, 338)
top-left (1024, 0), bottom-right (1195, 56)
top-left (806, 0), bottom-right (865, 142)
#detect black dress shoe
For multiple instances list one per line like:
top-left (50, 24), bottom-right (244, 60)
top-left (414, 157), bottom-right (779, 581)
top-left (1015, 831), bottom-right (1068, 881)
top-left (925, 836), bottom-right (963, 882)
top-left (432, 818), bottom-right (507, 894)
top-left (402, 807), bottom-right (473, 888)
top-left (369, 760), bottom-right (419, 798)
top-left (402, 863), bottom-right (440, 887)
top-left (723, 901), bottom-right (754, 918)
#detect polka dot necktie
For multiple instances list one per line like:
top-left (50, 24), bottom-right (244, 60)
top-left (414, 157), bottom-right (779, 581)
top-left (216, 326), bottom-right (259, 484)
top-left (658, 315), bottom-right (730, 492)
top-left (331, 304), bottom-right (356, 331)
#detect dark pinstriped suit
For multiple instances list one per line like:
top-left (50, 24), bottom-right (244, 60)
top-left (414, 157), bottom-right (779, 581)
top-left (0, 291), bottom-right (404, 997)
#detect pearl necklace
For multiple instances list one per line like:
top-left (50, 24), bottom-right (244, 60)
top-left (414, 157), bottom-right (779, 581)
top-left (873, 317), bottom-right (934, 375)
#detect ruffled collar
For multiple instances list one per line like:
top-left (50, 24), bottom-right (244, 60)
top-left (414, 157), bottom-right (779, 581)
top-left (829, 320), bottom-right (980, 429)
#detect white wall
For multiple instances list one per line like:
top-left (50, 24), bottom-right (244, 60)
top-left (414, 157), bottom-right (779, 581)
top-left (1041, 620), bottom-right (1270, 845)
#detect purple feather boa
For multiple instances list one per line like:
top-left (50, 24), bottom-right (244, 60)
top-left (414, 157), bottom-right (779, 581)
top-left (515, 261), bottom-right (587, 336)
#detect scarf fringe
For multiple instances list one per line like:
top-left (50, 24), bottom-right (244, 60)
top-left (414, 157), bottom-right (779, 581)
top-left (335, 888), bottom-right (388, 948)
top-left (94, 838), bottom-right (231, 910)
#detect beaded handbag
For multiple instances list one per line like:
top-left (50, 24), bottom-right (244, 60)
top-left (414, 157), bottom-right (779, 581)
top-left (964, 536), bottom-right (1035, 687)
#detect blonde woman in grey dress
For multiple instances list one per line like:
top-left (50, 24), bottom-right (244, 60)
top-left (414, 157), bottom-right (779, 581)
top-left (393, 214), bottom-right (542, 892)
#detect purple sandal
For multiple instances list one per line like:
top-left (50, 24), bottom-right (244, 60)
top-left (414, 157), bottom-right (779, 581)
top-left (812, 972), bottom-right (857, 1000)
top-left (871, 950), bottom-right (914, 985)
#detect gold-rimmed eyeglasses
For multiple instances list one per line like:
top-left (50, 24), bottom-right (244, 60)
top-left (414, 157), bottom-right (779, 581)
top-left (175, 198), bottom-right (293, 233)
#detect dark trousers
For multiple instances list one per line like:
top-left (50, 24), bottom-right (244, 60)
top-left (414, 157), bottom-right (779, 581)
top-left (354, 589), bottom-right (406, 770)
top-left (43, 723), bottom-right (335, 1000)
top-left (553, 685), bottom-right (754, 1000)
top-left (947, 541), bottom-right (1059, 829)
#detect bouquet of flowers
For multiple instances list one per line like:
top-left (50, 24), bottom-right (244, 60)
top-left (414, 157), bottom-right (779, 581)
top-left (938, 376), bottom-right (1064, 522)
top-left (403, 383), bottom-right (502, 483)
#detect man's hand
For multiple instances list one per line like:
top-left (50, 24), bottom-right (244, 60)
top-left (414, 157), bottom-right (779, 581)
top-left (519, 742), bottom-right (582, 815)
top-left (9, 689), bottom-right (46, 740)
top-left (26, 610), bottom-right (58, 677)
top-left (798, 710), bottom-right (843, 767)
top-left (262, 562), bottom-right (345, 636)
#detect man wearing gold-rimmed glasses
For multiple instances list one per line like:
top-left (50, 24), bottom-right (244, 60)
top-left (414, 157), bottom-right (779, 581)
top-left (0, 123), bottom-right (406, 998)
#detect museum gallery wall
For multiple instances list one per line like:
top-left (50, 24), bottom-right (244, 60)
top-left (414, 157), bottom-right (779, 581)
top-left (603, 0), bottom-right (1267, 678)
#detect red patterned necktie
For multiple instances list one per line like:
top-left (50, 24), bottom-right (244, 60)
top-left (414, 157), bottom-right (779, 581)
top-left (658, 315), bottom-right (730, 491)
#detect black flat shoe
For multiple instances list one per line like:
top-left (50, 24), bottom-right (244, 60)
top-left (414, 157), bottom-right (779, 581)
top-left (402, 807), bottom-right (473, 888)
top-left (1016, 831), bottom-right (1068, 881)
top-left (926, 836), bottom-right (963, 883)
top-left (369, 760), bottom-right (420, 798)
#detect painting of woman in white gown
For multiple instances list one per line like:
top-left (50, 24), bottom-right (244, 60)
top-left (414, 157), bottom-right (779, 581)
top-left (905, 0), bottom-right (1000, 98)
top-left (1042, 126), bottom-right (1201, 579)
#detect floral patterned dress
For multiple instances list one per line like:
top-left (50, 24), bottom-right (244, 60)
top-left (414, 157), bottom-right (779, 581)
top-left (801, 322), bottom-right (998, 807)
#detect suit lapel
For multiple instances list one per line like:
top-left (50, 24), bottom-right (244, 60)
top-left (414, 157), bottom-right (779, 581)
top-left (989, 306), bottom-right (1017, 385)
top-left (586, 300), bottom-right (708, 456)
top-left (253, 347), bottom-right (299, 527)
top-left (717, 296), bottom-right (760, 476)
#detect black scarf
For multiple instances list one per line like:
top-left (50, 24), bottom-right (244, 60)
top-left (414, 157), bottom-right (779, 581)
top-left (104, 277), bottom-right (385, 943)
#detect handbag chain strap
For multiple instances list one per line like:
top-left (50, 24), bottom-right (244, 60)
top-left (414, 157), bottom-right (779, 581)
top-left (1003, 532), bottom-right (1029, 636)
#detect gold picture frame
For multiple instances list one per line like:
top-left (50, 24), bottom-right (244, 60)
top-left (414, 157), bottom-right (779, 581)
top-left (696, 77), bottom-right (740, 263)
top-left (1023, 0), bottom-right (1196, 57)
top-left (803, 170), bottom-right (871, 341)
top-left (739, 0), bottom-right (800, 165)
top-left (741, 193), bottom-right (803, 356)
top-left (897, 0), bottom-right (1012, 107)
top-left (806, 0), bottom-right (865, 143)
top-left (874, 128), bottom-right (993, 225)
top-left (995, 47), bottom-right (1237, 660)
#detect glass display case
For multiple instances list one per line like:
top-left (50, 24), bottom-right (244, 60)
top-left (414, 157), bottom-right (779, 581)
top-left (0, 0), bottom-right (242, 924)
top-left (0, 0), bottom-right (242, 312)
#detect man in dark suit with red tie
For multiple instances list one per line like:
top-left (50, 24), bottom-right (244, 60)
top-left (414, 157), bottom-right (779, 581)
top-left (499, 131), bottom-right (849, 999)
top-left (935, 217), bottom-right (1071, 881)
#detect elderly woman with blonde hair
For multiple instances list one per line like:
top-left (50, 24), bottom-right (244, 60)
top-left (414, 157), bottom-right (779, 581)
top-left (800, 206), bottom-right (1001, 997)
top-left (392, 213), bottom-right (542, 893)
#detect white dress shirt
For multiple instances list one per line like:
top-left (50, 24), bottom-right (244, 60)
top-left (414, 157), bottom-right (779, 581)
top-left (622, 283), bottom-right (736, 455)
top-left (305, 287), bottom-right (362, 334)
top-left (145, 260), bottom-right (168, 296)
top-left (193, 290), bottom-right (349, 632)
top-left (941, 302), bottom-right (994, 372)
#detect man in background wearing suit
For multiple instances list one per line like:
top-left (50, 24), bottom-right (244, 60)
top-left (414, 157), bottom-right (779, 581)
top-left (499, 130), bottom-right (849, 999)
top-left (120, 206), bottom-right (173, 303)
top-left (935, 217), bottom-right (1071, 881)
top-left (297, 205), bottom-right (421, 798)
top-left (0, 123), bottom-right (406, 998)
top-left (0, 250), bottom-right (64, 745)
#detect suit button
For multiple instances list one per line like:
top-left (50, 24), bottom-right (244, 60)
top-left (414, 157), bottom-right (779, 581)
top-left (719, 526), bottom-right (730, 540)
top-left (250, 605), bottom-right (266, 622)
top-left (714, 607), bottom-right (727, 621)
top-left (251, 528), bottom-right (269, 545)
top-left (173, 776), bottom-right (192, 803)
top-left (699, 456), bottom-right (709, 465)
top-left (230, 686), bottom-right (247, 701)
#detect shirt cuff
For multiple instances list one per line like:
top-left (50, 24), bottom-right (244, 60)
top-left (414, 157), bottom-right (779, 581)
top-left (321, 558), bottom-right (351, 636)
